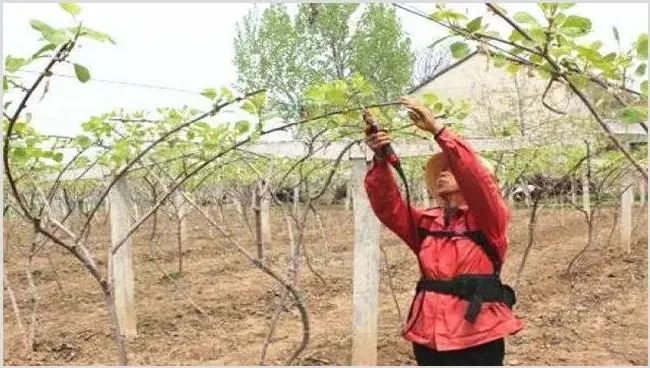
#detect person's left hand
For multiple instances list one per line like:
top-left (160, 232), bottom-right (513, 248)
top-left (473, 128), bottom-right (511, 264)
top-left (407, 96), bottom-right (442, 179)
top-left (399, 96), bottom-right (442, 135)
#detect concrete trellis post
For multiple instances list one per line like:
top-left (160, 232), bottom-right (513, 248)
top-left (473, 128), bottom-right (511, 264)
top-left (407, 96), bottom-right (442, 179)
top-left (620, 170), bottom-right (634, 253)
top-left (108, 177), bottom-right (137, 337)
top-left (350, 151), bottom-right (380, 366)
top-left (345, 182), bottom-right (352, 211)
top-left (293, 185), bottom-right (300, 215)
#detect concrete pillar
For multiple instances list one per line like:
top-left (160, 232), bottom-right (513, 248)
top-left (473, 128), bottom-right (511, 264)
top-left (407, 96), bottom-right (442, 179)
top-left (350, 156), bottom-right (380, 366)
top-left (620, 169), bottom-right (633, 253)
top-left (108, 177), bottom-right (137, 337)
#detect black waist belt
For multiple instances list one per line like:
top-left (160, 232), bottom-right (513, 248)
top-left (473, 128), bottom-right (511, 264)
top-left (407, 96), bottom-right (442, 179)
top-left (416, 275), bottom-right (516, 323)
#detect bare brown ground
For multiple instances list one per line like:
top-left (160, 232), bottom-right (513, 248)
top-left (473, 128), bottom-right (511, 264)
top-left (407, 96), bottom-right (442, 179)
top-left (3, 204), bottom-right (647, 365)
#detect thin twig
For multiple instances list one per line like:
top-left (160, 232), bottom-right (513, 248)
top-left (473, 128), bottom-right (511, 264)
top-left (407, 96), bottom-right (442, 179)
top-left (78, 88), bottom-right (266, 242)
top-left (541, 78), bottom-right (567, 115)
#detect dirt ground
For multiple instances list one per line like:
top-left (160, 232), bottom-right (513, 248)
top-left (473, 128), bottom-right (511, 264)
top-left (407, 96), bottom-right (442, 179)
top-left (3, 203), bottom-right (648, 365)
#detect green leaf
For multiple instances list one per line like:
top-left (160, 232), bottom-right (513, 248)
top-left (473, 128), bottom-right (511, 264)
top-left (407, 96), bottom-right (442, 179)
top-left (530, 54), bottom-right (544, 64)
top-left (482, 30), bottom-right (500, 38)
top-left (5, 56), bottom-right (27, 73)
top-left (603, 52), bottom-right (617, 62)
top-left (73, 64), bottom-right (90, 83)
top-left (59, 2), bottom-right (81, 16)
top-left (576, 46), bottom-right (601, 60)
top-left (636, 33), bottom-right (648, 59)
top-left (32, 44), bottom-right (56, 59)
top-left (466, 17), bottom-right (482, 33)
top-left (113, 140), bottom-right (130, 162)
top-left (450, 42), bottom-right (470, 59)
top-left (76, 27), bottom-right (116, 44)
top-left (201, 88), bottom-right (217, 100)
top-left (590, 41), bottom-right (603, 50)
top-left (242, 100), bottom-right (257, 115)
top-left (513, 12), bottom-right (539, 26)
top-left (556, 3), bottom-right (575, 9)
top-left (30, 20), bottom-right (55, 35)
top-left (75, 135), bottom-right (92, 149)
top-left (636, 63), bottom-right (647, 77)
top-left (235, 120), bottom-right (250, 134)
top-left (618, 106), bottom-right (647, 125)
top-left (52, 152), bottom-right (64, 162)
top-left (506, 62), bottom-right (521, 74)
top-left (641, 81), bottom-right (648, 96)
top-left (326, 88), bottom-right (346, 106)
top-left (44, 29), bottom-right (71, 45)
top-left (421, 93), bottom-right (438, 106)
top-left (561, 15), bottom-right (592, 37)
top-left (221, 87), bottom-right (234, 100)
top-left (493, 53), bottom-right (506, 68)
top-left (3, 77), bottom-right (8, 92)
top-left (529, 28), bottom-right (546, 44)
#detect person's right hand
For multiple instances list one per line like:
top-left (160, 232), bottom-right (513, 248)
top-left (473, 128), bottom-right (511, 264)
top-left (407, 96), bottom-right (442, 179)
top-left (365, 130), bottom-right (392, 158)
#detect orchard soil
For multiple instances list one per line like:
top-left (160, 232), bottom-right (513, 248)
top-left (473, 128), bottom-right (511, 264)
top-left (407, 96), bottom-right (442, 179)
top-left (4, 204), bottom-right (647, 365)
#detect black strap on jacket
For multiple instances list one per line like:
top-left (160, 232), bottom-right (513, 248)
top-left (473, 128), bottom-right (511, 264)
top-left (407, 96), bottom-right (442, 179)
top-left (415, 228), bottom-right (516, 323)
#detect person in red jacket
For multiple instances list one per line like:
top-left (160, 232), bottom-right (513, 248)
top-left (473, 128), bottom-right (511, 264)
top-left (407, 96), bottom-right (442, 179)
top-left (364, 96), bottom-right (524, 366)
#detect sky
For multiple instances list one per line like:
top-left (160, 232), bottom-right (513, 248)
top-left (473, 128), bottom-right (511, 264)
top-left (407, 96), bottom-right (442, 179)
top-left (2, 2), bottom-right (648, 139)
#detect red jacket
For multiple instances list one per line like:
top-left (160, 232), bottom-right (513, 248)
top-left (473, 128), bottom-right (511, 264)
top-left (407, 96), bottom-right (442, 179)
top-left (364, 128), bottom-right (524, 351)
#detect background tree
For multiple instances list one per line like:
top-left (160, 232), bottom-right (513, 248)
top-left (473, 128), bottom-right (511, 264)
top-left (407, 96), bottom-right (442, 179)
top-left (233, 3), bottom-right (415, 124)
top-left (411, 37), bottom-right (455, 88)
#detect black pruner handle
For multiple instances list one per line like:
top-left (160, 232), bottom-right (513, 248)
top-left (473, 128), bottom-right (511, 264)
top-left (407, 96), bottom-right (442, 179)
top-left (362, 108), bottom-right (400, 167)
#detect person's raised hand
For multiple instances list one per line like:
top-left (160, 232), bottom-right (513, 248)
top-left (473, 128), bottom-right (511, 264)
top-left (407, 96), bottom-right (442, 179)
top-left (399, 96), bottom-right (442, 134)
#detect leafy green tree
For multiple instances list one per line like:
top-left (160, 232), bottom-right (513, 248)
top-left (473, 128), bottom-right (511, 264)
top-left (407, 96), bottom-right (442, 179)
top-left (233, 3), bottom-right (415, 122)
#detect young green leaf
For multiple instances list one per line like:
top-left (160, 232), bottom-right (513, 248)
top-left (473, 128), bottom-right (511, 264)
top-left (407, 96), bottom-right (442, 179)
top-left (221, 87), bottom-right (234, 100)
top-left (5, 55), bottom-right (27, 73)
top-left (556, 3), bottom-right (575, 9)
top-left (73, 64), bottom-right (90, 83)
top-left (113, 140), bottom-right (130, 162)
top-left (32, 43), bottom-right (56, 59)
top-left (30, 20), bottom-right (55, 35)
top-left (44, 30), bottom-right (71, 45)
top-left (590, 41), bottom-right (603, 50)
top-left (201, 88), bottom-right (217, 100)
top-left (561, 15), bottom-right (592, 37)
top-left (75, 135), bottom-right (92, 149)
top-left (493, 53), bottom-right (506, 68)
top-left (513, 12), bottom-right (540, 27)
top-left (421, 93), bottom-right (438, 106)
top-left (450, 42), bottom-right (470, 59)
top-left (242, 100), bottom-right (257, 115)
top-left (636, 63), bottom-right (647, 77)
top-left (506, 62), bottom-right (521, 75)
top-left (52, 152), bottom-right (64, 162)
top-left (636, 33), bottom-right (648, 59)
top-left (75, 27), bottom-right (116, 44)
top-left (618, 106), bottom-right (647, 125)
top-left (466, 17), bottom-right (482, 33)
top-left (59, 3), bottom-right (81, 16)
top-left (3, 77), bottom-right (8, 92)
top-left (235, 120), bottom-right (250, 134)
